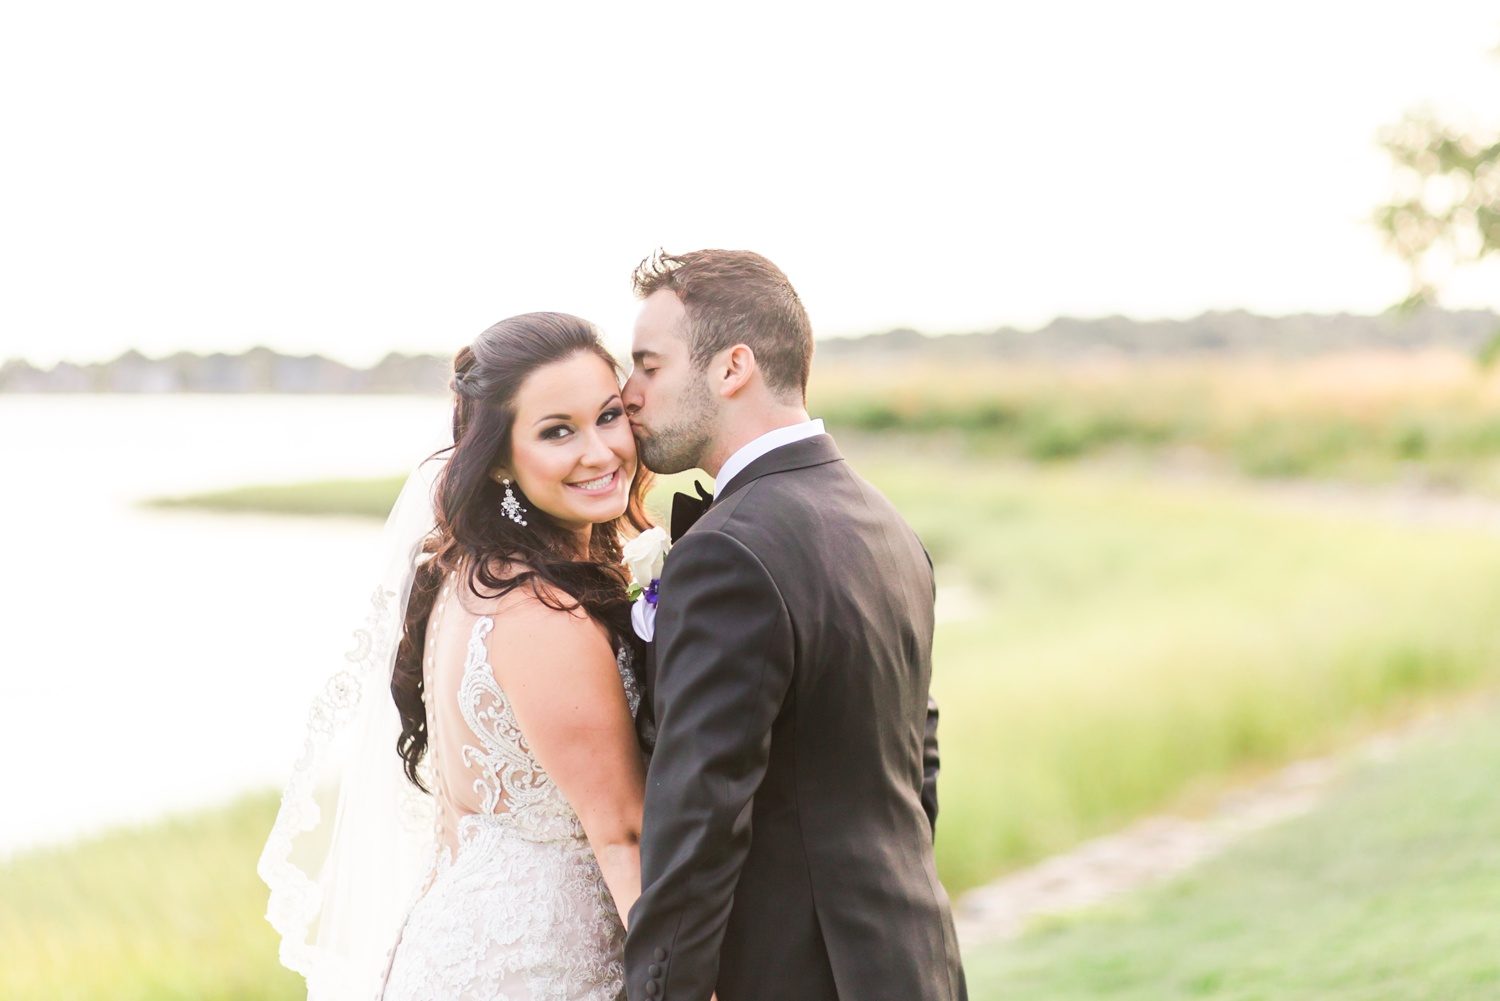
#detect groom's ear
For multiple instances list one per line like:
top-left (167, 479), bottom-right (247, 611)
top-left (713, 343), bottom-right (758, 399)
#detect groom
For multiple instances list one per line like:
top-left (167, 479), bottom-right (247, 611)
top-left (620, 249), bottom-right (966, 1001)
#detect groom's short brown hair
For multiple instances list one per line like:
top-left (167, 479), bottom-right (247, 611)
top-left (632, 249), bottom-right (814, 402)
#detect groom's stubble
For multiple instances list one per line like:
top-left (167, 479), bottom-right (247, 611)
top-left (634, 369), bottom-right (718, 475)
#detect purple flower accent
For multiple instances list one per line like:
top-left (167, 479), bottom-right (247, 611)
top-left (644, 579), bottom-right (660, 606)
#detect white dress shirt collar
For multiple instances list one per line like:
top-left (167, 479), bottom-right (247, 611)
top-left (713, 418), bottom-right (826, 495)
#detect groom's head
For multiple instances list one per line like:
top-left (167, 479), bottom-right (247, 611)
top-left (623, 249), bottom-right (814, 475)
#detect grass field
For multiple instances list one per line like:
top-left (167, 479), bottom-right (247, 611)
top-left (146, 449), bottom-right (1500, 894)
top-left (964, 700), bottom-right (1500, 999)
top-left (19, 705), bottom-right (1500, 1001)
top-left (812, 351), bottom-right (1500, 487)
top-left (0, 793), bottom-right (303, 1001)
top-left (18, 439), bottom-right (1500, 997)
top-left (865, 455), bottom-right (1500, 891)
top-left (147, 476), bottom-right (412, 518)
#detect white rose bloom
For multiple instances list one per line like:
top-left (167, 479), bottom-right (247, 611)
top-left (622, 526), bottom-right (671, 588)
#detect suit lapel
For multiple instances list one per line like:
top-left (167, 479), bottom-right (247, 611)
top-left (713, 434), bottom-right (844, 504)
top-left (638, 434), bottom-right (841, 758)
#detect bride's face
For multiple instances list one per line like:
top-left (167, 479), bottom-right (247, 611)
top-left (500, 351), bottom-right (637, 535)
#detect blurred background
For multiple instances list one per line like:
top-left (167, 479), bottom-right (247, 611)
top-left (3, 2), bottom-right (1499, 998)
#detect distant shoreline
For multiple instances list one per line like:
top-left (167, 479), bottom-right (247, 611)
top-left (5, 307), bottom-right (1497, 394)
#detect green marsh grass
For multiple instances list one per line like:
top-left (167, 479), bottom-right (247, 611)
top-left (811, 351), bottom-right (1500, 485)
top-left (150, 453), bottom-right (1500, 895)
top-left (0, 792), bottom-right (302, 1001)
top-left (875, 459), bottom-right (1500, 891)
top-left (147, 477), bottom-right (409, 518)
top-left (50, 446), bottom-right (1500, 996)
top-left (964, 701), bottom-right (1500, 998)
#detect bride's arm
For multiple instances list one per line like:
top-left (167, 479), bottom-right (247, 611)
top-left (489, 593), bottom-right (646, 926)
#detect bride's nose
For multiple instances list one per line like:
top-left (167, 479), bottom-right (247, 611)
top-left (577, 426), bottom-right (616, 468)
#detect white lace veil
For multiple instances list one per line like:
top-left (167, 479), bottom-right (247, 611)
top-left (258, 456), bottom-right (445, 1000)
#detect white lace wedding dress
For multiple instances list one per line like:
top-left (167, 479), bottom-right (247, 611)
top-left (379, 578), bottom-right (640, 1001)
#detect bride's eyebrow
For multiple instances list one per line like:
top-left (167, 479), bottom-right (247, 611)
top-left (532, 396), bottom-right (621, 425)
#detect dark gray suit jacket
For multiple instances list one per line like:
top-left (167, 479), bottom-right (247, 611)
top-left (625, 434), bottom-right (966, 1001)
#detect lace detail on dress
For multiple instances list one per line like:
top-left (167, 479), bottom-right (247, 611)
top-left (456, 618), bottom-right (586, 842)
top-left (381, 615), bottom-right (637, 1001)
top-left (615, 647), bottom-right (640, 720)
top-left (383, 815), bottom-right (626, 1001)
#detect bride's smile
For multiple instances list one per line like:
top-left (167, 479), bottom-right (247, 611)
top-left (567, 468), bottom-right (621, 493)
top-left (496, 350), bottom-right (639, 546)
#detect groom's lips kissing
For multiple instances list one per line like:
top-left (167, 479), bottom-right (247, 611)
top-left (566, 468), bottom-right (621, 494)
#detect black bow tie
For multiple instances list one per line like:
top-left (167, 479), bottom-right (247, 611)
top-left (670, 480), bottom-right (714, 540)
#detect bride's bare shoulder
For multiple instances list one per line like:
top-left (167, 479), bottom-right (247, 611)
top-left (451, 559), bottom-right (601, 636)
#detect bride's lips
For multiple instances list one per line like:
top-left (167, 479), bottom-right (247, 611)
top-left (565, 468), bottom-right (621, 494)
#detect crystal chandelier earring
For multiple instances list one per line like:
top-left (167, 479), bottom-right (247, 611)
top-left (500, 478), bottom-right (528, 527)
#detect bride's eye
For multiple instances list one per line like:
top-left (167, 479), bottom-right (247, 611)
top-left (598, 408), bottom-right (623, 426)
top-left (540, 424), bottom-right (573, 441)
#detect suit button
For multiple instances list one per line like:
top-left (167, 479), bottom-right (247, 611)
top-left (649, 964), bottom-right (661, 977)
top-left (654, 947), bottom-right (667, 961)
top-left (646, 982), bottom-right (660, 996)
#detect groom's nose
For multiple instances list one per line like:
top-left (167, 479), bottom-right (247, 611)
top-left (622, 373), bottom-right (643, 414)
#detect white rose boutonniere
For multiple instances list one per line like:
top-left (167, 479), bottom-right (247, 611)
top-left (622, 526), bottom-right (671, 641)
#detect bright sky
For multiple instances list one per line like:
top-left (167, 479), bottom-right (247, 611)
top-left (2, 1), bottom-right (1497, 367)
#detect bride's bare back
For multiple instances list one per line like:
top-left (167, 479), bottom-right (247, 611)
top-left (381, 572), bottom-right (644, 1001)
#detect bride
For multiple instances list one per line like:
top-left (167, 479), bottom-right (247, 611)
top-left (260, 312), bottom-right (654, 1000)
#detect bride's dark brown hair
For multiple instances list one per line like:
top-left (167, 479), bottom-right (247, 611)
top-left (392, 312), bottom-right (654, 790)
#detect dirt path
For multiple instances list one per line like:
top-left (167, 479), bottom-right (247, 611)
top-left (951, 473), bottom-right (1500, 946)
top-left (953, 690), bottom-right (1492, 947)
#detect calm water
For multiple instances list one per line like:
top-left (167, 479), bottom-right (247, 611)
top-left (0, 395), bottom-right (452, 856)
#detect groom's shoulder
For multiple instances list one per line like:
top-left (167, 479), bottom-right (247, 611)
top-left (709, 451), bottom-right (912, 541)
top-left (711, 451), bottom-right (842, 518)
top-left (692, 460), bottom-right (932, 601)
